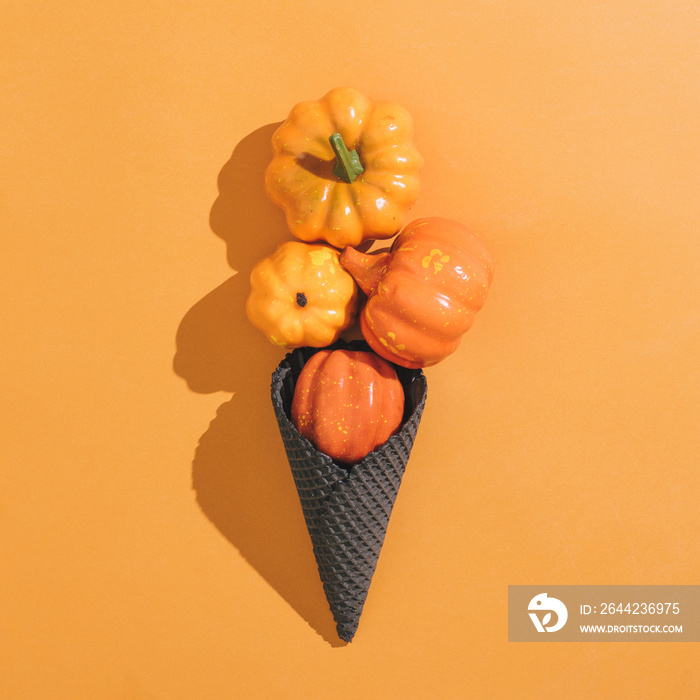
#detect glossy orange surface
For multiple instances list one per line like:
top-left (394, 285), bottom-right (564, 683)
top-left (246, 241), bottom-right (358, 348)
top-left (264, 87), bottom-right (423, 248)
top-left (341, 218), bottom-right (494, 368)
top-left (291, 349), bottom-right (404, 465)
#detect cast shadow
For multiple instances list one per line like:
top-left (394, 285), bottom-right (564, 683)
top-left (174, 124), bottom-right (346, 646)
top-left (209, 122), bottom-right (287, 273)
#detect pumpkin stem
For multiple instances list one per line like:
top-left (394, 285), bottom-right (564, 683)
top-left (329, 133), bottom-right (364, 183)
top-left (339, 247), bottom-right (391, 296)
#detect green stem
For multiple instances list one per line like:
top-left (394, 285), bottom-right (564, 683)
top-left (329, 132), bottom-right (364, 183)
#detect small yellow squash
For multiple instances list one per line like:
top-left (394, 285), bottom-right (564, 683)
top-left (246, 241), bottom-right (359, 348)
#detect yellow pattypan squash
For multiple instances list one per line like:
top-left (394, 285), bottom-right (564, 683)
top-left (246, 241), bottom-right (359, 348)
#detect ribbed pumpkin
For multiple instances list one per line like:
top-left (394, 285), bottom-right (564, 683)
top-left (339, 217), bottom-right (494, 368)
top-left (264, 87), bottom-right (423, 248)
top-left (291, 349), bottom-right (405, 465)
top-left (246, 241), bottom-right (358, 348)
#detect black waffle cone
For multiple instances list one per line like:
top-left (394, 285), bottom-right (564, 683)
top-left (270, 340), bottom-right (427, 642)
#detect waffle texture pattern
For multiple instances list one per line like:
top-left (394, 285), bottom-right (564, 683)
top-left (271, 342), bottom-right (427, 642)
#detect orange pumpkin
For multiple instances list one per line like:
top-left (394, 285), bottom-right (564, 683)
top-left (339, 217), bottom-right (494, 368)
top-left (291, 349), bottom-right (405, 465)
top-left (264, 87), bottom-right (423, 248)
top-left (246, 241), bottom-right (359, 348)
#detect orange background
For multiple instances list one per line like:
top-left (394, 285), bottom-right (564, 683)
top-left (3, 1), bottom-right (699, 698)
